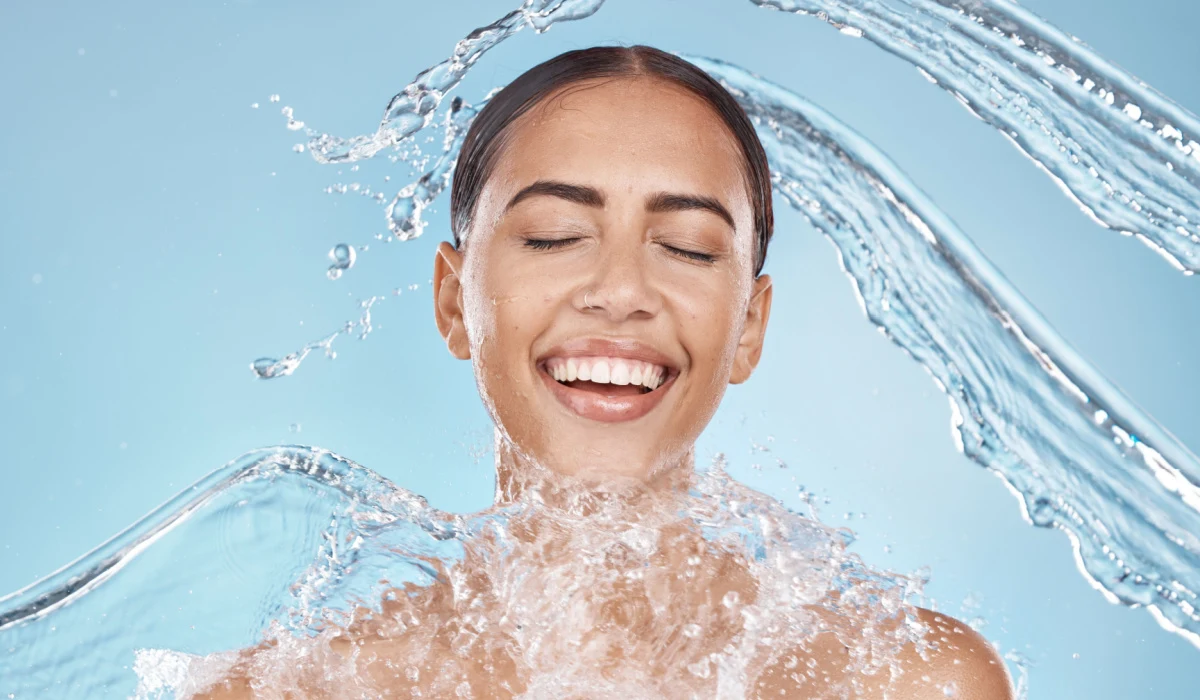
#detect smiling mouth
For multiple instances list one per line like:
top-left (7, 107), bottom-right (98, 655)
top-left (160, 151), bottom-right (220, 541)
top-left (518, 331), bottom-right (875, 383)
top-left (537, 355), bottom-right (677, 422)
top-left (542, 356), bottom-right (668, 396)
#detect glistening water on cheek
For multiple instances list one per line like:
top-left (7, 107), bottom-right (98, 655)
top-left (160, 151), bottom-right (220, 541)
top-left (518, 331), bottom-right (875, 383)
top-left (2, 1), bottom-right (1199, 699)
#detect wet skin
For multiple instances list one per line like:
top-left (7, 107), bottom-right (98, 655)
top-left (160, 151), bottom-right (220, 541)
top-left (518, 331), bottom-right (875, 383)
top-left (432, 75), bottom-right (773, 489)
top-left (198, 76), bottom-right (1013, 699)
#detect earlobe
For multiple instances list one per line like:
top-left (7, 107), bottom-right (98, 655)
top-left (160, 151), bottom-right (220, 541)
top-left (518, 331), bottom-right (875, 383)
top-left (433, 241), bottom-right (472, 360)
top-left (729, 274), bottom-right (773, 385)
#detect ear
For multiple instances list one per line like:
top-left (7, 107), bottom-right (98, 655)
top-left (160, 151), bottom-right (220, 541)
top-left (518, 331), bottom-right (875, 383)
top-left (433, 241), bottom-right (471, 360)
top-left (729, 274), bottom-right (773, 385)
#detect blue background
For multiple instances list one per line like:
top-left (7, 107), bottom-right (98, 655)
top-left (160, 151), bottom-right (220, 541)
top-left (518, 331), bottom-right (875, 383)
top-left (2, 0), bottom-right (1198, 696)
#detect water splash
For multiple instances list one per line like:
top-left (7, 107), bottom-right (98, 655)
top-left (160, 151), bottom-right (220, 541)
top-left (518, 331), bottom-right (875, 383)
top-left (249, 295), bottom-right (384, 380)
top-left (304, 0), bottom-right (605, 166)
top-left (310, 0), bottom-right (1200, 273)
top-left (0, 448), bottom-right (933, 698)
top-left (744, 0), bottom-right (1200, 273)
top-left (695, 55), bottom-right (1200, 643)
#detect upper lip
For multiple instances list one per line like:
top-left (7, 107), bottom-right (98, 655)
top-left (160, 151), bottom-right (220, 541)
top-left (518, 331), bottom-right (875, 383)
top-left (536, 337), bottom-right (681, 373)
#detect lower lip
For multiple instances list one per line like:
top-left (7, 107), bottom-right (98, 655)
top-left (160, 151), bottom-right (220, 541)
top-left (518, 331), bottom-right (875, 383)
top-left (538, 366), bottom-right (676, 423)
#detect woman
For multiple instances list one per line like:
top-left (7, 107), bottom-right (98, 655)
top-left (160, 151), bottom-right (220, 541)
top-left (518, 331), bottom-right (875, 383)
top-left (199, 45), bottom-right (1013, 699)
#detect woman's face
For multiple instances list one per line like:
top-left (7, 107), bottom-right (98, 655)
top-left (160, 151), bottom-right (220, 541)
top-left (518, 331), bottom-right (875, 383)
top-left (433, 76), bottom-right (772, 482)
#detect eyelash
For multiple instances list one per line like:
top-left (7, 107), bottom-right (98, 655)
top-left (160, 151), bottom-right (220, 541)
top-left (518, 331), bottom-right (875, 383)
top-left (662, 244), bottom-right (716, 264)
top-left (523, 237), bottom-right (581, 251)
top-left (521, 237), bottom-right (716, 264)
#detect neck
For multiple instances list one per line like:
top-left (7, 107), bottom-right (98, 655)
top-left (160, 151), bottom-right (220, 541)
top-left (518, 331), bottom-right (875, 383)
top-left (491, 429), bottom-right (697, 513)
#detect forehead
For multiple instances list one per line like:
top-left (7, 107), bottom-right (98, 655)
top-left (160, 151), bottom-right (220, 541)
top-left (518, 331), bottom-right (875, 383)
top-left (483, 76), bottom-right (753, 223)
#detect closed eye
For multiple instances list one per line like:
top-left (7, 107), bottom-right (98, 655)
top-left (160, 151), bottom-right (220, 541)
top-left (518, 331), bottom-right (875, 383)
top-left (661, 243), bottom-right (717, 264)
top-left (523, 237), bottom-right (583, 251)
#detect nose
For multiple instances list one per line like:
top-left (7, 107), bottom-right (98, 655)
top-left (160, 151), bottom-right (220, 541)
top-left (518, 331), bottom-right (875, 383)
top-left (577, 237), bottom-right (662, 322)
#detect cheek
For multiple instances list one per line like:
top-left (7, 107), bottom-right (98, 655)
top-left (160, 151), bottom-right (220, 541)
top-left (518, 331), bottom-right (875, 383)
top-left (675, 279), bottom-right (748, 374)
top-left (462, 277), bottom-right (538, 378)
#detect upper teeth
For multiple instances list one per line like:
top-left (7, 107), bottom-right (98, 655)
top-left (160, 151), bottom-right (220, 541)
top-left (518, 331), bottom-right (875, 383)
top-left (545, 357), bottom-right (667, 390)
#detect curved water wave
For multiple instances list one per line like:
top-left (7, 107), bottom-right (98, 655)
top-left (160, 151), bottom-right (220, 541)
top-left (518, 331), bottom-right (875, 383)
top-left (693, 56), bottom-right (1200, 643)
top-left (747, 0), bottom-right (1200, 272)
top-left (0, 447), bottom-right (466, 698)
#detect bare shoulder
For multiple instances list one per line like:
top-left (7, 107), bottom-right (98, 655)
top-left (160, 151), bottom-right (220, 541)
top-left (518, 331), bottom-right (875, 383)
top-left (752, 606), bottom-right (1013, 699)
top-left (887, 607), bottom-right (1014, 700)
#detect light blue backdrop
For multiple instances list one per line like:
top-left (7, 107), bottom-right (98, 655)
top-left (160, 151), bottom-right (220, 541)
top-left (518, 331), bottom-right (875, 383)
top-left (2, 0), bottom-right (1198, 697)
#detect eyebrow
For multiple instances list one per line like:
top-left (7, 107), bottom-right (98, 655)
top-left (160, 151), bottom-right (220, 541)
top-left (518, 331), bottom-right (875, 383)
top-left (504, 179), bottom-right (735, 229)
top-left (645, 191), bottom-right (735, 230)
top-left (505, 180), bottom-right (604, 212)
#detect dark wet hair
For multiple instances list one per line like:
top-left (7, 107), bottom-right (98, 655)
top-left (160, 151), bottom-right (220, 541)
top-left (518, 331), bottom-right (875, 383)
top-left (449, 45), bottom-right (774, 276)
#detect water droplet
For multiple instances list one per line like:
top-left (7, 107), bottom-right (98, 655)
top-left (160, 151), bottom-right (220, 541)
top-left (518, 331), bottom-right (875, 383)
top-left (326, 243), bottom-right (356, 280)
top-left (250, 102), bottom-right (259, 109)
top-left (289, 423), bottom-right (302, 433)
top-left (251, 355), bottom-right (301, 379)
top-left (292, 143), bottom-right (305, 153)
top-left (268, 94), bottom-right (280, 103)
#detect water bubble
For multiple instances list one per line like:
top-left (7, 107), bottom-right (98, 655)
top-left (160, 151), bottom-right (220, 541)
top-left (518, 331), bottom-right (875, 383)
top-left (288, 423), bottom-right (302, 434)
top-left (292, 144), bottom-right (305, 153)
top-left (326, 243), bottom-right (356, 280)
top-left (250, 102), bottom-right (259, 109)
top-left (268, 94), bottom-right (280, 103)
